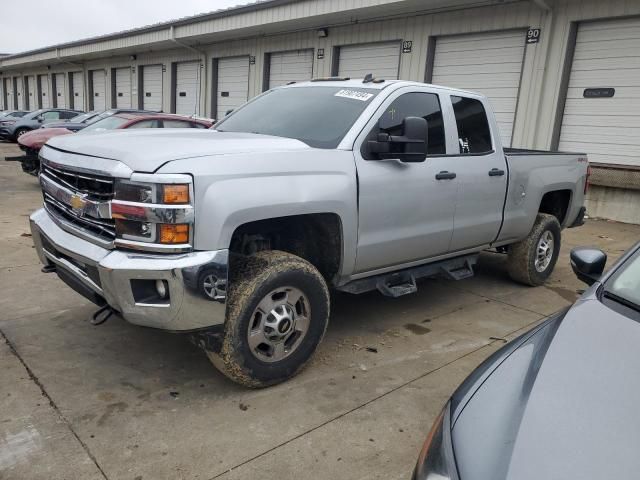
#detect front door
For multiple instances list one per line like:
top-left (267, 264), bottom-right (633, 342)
top-left (353, 88), bottom-right (457, 274)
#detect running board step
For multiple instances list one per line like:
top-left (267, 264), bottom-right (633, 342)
top-left (337, 253), bottom-right (479, 296)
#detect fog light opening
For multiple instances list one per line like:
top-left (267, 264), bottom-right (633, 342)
top-left (156, 279), bottom-right (169, 299)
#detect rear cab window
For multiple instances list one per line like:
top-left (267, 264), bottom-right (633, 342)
top-left (451, 96), bottom-right (492, 154)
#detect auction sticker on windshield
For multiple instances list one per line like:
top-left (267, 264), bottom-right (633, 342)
top-left (334, 89), bottom-right (374, 102)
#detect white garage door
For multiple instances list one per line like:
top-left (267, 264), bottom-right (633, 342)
top-left (27, 76), bottom-right (37, 110)
top-left (72, 72), bottom-right (85, 111)
top-left (142, 65), bottom-right (163, 111)
top-left (114, 68), bottom-right (132, 108)
top-left (15, 77), bottom-right (24, 109)
top-left (432, 30), bottom-right (526, 147)
top-left (38, 75), bottom-right (51, 108)
top-left (558, 18), bottom-right (640, 167)
top-left (216, 56), bottom-right (249, 120)
top-left (175, 62), bottom-right (201, 116)
top-left (338, 42), bottom-right (400, 80)
top-left (54, 73), bottom-right (66, 108)
top-left (5, 78), bottom-right (14, 109)
top-left (91, 70), bottom-right (106, 110)
top-left (268, 50), bottom-right (314, 88)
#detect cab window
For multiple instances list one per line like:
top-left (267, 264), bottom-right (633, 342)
top-left (366, 92), bottom-right (446, 157)
top-left (451, 96), bottom-right (492, 154)
top-left (128, 119), bottom-right (160, 129)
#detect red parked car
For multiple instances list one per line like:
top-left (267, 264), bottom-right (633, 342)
top-left (17, 113), bottom-right (213, 176)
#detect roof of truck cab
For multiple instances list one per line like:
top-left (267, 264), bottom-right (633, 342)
top-left (280, 79), bottom-right (484, 97)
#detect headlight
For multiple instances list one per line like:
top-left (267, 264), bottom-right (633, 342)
top-left (112, 173), bottom-right (194, 251)
top-left (413, 402), bottom-right (458, 480)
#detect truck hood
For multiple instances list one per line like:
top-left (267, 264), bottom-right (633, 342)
top-left (45, 129), bottom-right (311, 172)
top-left (451, 298), bottom-right (640, 480)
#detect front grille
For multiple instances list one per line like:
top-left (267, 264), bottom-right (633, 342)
top-left (40, 162), bottom-right (116, 244)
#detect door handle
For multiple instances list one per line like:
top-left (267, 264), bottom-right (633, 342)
top-left (435, 171), bottom-right (457, 180)
top-left (488, 168), bottom-right (505, 177)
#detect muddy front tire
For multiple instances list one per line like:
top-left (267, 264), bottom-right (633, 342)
top-left (207, 250), bottom-right (330, 388)
top-left (507, 213), bottom-right (561, 286)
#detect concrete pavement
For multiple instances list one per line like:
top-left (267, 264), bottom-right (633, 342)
top-left (1, 140), bottom-right (638, 480)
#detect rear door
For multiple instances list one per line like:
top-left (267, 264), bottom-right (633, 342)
top-left (114, 68), bottom-right (132, 108)
top-left (353, 88), bottom-right (456, 273)
top-left (444, 94), bottom-right (508, 251)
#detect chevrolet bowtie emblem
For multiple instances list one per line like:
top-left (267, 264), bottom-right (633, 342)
top-left (70, 194), bottom-right (87, 212)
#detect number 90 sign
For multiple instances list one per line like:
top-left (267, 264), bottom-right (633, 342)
top-left (527, 28), bottom-right (541, 44)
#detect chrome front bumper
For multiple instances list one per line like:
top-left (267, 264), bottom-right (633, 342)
top-left (30, 208), bottom-right (228, 331)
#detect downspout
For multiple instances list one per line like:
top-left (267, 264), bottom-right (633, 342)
top-left (169, 25), bottom-right (207, 117)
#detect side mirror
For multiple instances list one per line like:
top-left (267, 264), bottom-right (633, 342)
top-left (36, 116), bottom-right (44, 123)
top-left (367, 116), bottom-right (428, 162)
top-left (570, 247), bottom-right (607, 286)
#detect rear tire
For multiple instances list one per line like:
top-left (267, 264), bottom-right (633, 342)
top-left (207, 250), bottom-right (330, 388)
top-left (507, 213), bottom-right (561, 286)
top-left (13, 128), bottom-right (29, 141)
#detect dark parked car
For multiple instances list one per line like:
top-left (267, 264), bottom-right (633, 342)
top-left (413, 241), bottom-right (640, 480)
top-left (0, 108), bottom-right (83, 141)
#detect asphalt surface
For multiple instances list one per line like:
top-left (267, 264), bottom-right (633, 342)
top-left (1, 139), bottom-right (639, 480)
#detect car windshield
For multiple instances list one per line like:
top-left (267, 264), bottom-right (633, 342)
top-left (80, 116), bottom-right (130, 132)
top-left (215, 86), bottom-right (380, 148)
top-left (22, 110), bottom-right (46, 120)
top-left (603, 248), bottom-right (640, 312)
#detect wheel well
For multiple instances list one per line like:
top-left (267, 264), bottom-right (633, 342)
top-left (229, 213), bottom-right (342, 283)
top-left (539, 190), bottom-right (571, 225)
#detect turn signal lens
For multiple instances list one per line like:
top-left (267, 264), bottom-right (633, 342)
top-left (159, 224), bottom-right (189, 244)
top-left (162, 184), bottom-right (190, 204)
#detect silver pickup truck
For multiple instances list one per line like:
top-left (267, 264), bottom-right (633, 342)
top-left (30, 78), bottom-right (589, 387)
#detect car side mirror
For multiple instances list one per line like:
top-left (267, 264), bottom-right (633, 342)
top-left (570, 247), bottom-right (607, 286)
top-left (367, 116), bottom-right (428, 162)
top-left (36, 116), bottom-right (44, 122)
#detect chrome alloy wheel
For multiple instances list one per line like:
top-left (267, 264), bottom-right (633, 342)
top-left (535, 230), bottom-right (555, 273)
top-left (247, 287), bottom-right (310, 362)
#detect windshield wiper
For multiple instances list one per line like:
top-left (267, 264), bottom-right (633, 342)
top-left (602, 290), bottom-right (640, 313)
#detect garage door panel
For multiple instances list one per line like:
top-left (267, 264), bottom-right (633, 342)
top-left (39, 75), bottom-right (50, 108)
top-left (559, 18), bottom-right (640, 166)
top-left (269, 50), bottom-right (313, 88)
top-left (175, 62), bottom-right (200, 116)
top-left (216, 56), bottom-right (249, 120)
top-left (54, 74), bottom-right (66, 108)
top-left (338, 42), bottom-right (400, 80)
top-left (91, 70), bottom-right (106, 110)
top-left (115, 68), bottom-right (132, 108)
top-left (142, 65), bottom-right (163, 112)
top-left (27, 77), bottom-right (36, 110)
top-left (72, 73), bottom-right (84, 110)
top-left (433, 30), bottom-right (525, 147)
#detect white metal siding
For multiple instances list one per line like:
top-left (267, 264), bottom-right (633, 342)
top-left (91, 70), bottom-right (106, 110)
top-left (15, 77), bottom-right (24, 109)
top-left (142, 64), bottom-right (163, 111)
top-left (268, 49), bottom-right (314, 88)
top-left (558, 18), bottom-right (640, 167)
top-left (115, 68), bottom-right (132, 108)
top-left (27, 76), bottom-right (36, 110)
top-left (175, 62), bottom-right (201, 115)
top-left (38, 74), bottom-right (51, 108)
top-left (432, 30), bottom-right (526, 147)
top-left (338, 42), bottom-right (400, 80)
top-left (72, 72), bottom-right (84, 110)
top-left (54, 73), bottom-right (66, 108)
top-left (216, 56), bottom-right (249, 120)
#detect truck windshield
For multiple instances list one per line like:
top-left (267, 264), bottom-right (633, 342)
top-left (215, 86), bottom-right (380, 148)
top-left (603, 248), bottom-right (640, 314)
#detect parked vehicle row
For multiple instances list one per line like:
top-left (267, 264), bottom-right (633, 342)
top-left (28, 77), bottom-right (589, 388)
top-left (0, 108), bottom-right (83, 141)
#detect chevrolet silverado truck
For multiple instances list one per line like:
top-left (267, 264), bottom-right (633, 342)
top-left (29, 78), bottom-right (589, 387)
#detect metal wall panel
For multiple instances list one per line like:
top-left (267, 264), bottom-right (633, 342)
top-left (558, 18), bottom-right (640, 167)
top-left (114, 67), bottom-right (132, 108)
top-left (175, 61), bottom-right (201, 116)
top-left (91, 70), bottom-right (106, 110)
top-left (71, 72), bottom-right (85, 110)
top-left (432, 30), bottom-right (526, 147)
top-left (216, 56), bottom-right (249, 120)
top-left (38, 74), bottom-right (50, 108)
top-left (268, 49), bottom-right (314, 88)
top-left (337, 41), bottom-right (401, 80)
top-left (141, 64), bottom-right (163, 111)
